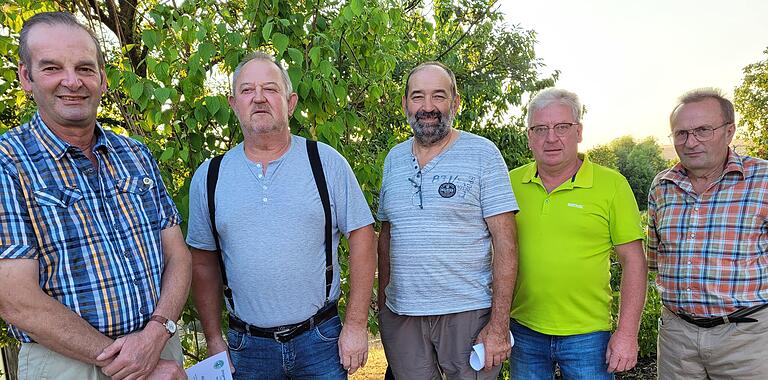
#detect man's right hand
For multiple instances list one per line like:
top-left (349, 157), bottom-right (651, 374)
top-left (147, 359), bottom-right (187, 380)
top-left (206, 337), bottom-right (235, 374)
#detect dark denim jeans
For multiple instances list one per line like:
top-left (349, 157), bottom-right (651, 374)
top-left (227, 315), bottom-right (347, 380)
top-left (509, 319), bottom-right (614, 380)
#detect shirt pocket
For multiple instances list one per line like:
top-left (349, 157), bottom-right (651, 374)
top-left (33, 187), bottom-right (83, 208)
top-left (114, 175), bottom-right (159, 227)
top-left (115, 175), bottom-right (155, 195)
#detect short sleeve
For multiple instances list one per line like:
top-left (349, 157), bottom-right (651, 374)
top-left (0, 166), bottom-right (38, 259)
top-left (646, 177), bottom-right (660, 272)
top-left (376, 152), bottom-right (392, 222)
top-left (608, 175), bottom-right (645, 246)
top-left (139, 144), bottom-right (182, 229)
top-left (185, 159), bottom-right (217, 251)
top-left (480, 143), bottom-right (518, 218)
top-left (323, 145), bottom-right (374, 236)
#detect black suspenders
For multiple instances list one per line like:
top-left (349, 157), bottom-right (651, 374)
top-left (205, 140), bottom-right (333, 314)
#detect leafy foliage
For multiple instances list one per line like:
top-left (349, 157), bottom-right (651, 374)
top-left (735, 47), bottom-right (768, 159)
top-left (0, 0), bottom-right (554, 369)
top-left (587, 136), bottom-right (670, 210)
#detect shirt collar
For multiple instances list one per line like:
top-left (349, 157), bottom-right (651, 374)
top-left (30, 112), bottom-right (115, 160)
top-left (660, 148), bottom-right (744, 184)
top-left (520, 155), bottom-right (594, 190)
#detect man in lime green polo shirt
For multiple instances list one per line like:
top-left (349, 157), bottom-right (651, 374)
top-left (508, 88), bottom-right (647, 379)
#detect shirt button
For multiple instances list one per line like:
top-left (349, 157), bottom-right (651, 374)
top-left (686, 288), bottom-right (691, 292)
top-left (256, 163), bottom-right (262, 168)
top-left (687, 261), bottom-right (691, 265)
top-left (143, 177), bottom-right (153, 186)
top-left (262, 185), bottom-right (267, 190)
top-left (258, 174), bottom-right (263, 178)
top-left (139, 306), bottom-right (148, 314)
top-left (262, 197), bottom-right (268, 202)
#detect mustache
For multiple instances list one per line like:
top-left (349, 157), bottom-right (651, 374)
top-left (414, 110), bottom-right (442, 121)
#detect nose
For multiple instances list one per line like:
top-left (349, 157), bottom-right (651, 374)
top-left (544, 127), bottom-right (559, 142)
top-left (252, 87), bottom-right (267, 103)
top-left (683, 131), bottom-right (699, 148)
top-left (60, 68), bottom-right (83, 90)
top-left (421, 96), bottom-right (436, 112)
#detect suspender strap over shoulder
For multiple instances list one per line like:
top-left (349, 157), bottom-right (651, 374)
top-left (205, 139), bottom-right (334, 315)
top-left (206, 154), bottom-right (234, 312)
top-left (306, 140), bottom-right (334, 302)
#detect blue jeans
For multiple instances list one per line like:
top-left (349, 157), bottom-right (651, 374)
top-left (226, 315), bottom-right (347, 380)
top-left (509, 319), bottom-right (614, 380)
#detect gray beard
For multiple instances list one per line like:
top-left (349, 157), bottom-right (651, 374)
top-left (408, 110), bottom-right (453, 146)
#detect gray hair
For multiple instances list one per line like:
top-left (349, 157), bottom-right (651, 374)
top-left (404, 61), bottom-right (458, 98)
top-left (231, 51), bottom-right (293, 97)
top-left (19, 12), bottom-right (106, 77)
top-left (670, 87), bottom-right (734, 125)
top-left (526, 88), bottom-right (582, 127)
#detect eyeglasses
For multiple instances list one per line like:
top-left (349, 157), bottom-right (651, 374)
top-left (669, 122), bottom-right (731, 145)
top-left (408, 174), bottom-right (423, 209)
top-left (528, 123), bottom-right (579, 139)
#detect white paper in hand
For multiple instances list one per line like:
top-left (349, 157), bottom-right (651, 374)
top-left (469, 330), bottom-right (514, 371)
top-left (186, 351), bottom-right (234, 380)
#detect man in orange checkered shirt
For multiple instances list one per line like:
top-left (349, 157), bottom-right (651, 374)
top-left (648, 88), bottom-right (768, 380)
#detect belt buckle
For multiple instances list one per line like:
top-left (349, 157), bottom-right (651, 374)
top-left (273, 325), bottom-right (299, 342)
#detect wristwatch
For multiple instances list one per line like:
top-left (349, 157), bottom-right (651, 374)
top-left (149, 315), bottom-right (177, 336)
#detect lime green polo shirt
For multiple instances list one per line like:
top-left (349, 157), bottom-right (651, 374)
top-left (509, 158), bottom-right (644, 335)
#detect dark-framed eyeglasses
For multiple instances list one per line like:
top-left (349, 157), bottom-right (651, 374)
top-left (669, 122), bottom-right (731, 145)
top-left (528, 122), bottom-right (579, 139)
top-left (408, 175), bottom-right (423, 209)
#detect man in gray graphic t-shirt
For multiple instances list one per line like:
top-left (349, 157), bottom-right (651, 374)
top-left (377, 61), bottom-right (519, 379)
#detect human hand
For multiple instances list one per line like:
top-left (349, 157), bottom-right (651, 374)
top-left (206, 337), bottom-right (235, 373)
top-left (146, 359), bottom-right (187, 380)
top-left (605, 331), bottom-right (638, 373)
top-left (98, 323), bottom-right (167, 379)
top-left (338, 323), bottom-right (368, 374)
top-left (474, 322), bottom-right (511, 371)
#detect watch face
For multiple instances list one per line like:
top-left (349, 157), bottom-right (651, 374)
top-left (166, 320), bottom-right (177, 334)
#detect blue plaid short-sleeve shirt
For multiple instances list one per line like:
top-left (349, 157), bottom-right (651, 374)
top-left (0, 113), bottom-right (181, 342)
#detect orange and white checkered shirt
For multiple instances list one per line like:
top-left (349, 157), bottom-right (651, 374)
top-left (648, 149), bottom-right (768, 317)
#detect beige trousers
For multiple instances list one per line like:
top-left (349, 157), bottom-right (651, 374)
top-left (657, 305), bottom-right (768, 380)
top-left (17, 330), bottom-right (183, 380)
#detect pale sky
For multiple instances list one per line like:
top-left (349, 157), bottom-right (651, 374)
top-left (500, 0), bottom-right (768, 149)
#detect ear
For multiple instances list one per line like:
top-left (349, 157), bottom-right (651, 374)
top-left (287, 92), bottom-right (299, 116)
top-left (576, 123), bottom-right (583, 143)
top-left (451, 94), bottom-right (461, 116)
top-left (19, 63), bottom-right (33, 92)
top-left (227, 94), bottom-right (236, 109)
top-left (725, 122), bottom-right (736, 144)
top-left (99, 67), bottom-right (108, 93)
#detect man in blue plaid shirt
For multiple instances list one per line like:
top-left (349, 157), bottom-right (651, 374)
top-left (0, 12), bottom-right (190, 380)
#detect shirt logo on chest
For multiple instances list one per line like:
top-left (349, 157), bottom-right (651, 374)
top-left (438, 182), bottom-right (457, 198)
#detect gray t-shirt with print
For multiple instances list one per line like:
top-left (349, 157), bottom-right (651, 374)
top-left (377, 131), bottom-right (518, 316)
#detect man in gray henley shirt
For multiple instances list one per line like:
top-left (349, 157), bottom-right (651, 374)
top-left (187, 52), bottom-right (376, 379)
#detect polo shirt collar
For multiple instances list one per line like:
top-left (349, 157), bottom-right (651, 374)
top-left (520, 156), bottom-right (594, 190)
top-left (30, 112), bottom-right (115, 160)
top-left (660, 148), bottom-right (744, 185)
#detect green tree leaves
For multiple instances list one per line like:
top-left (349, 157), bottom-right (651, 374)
top-left (587, 136), bottom-right (670, 210)
top-left (735, 47), bottom-right (768, 159)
